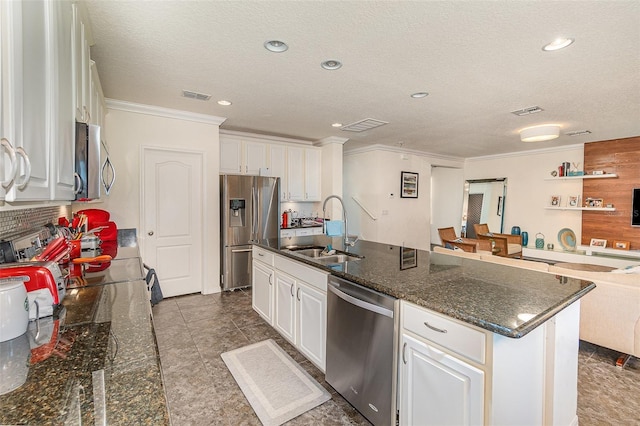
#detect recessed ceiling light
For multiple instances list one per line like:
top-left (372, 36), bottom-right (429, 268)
top-left (217, 100), bottom-right (232, 106)
top-left (519, 124), bottom-right (560, 142)
top-left (264, 40), bottom-right (288, 53)
top-left (331, 123), bottom-right (343, 128)
top-left (321, 60), bottom-right (342, 70)
top-left (410, 92), bottom-right (429, 98)
top-left (542, 38), bottom-right (574, 51)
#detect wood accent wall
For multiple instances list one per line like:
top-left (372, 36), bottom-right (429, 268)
top-left (582, 136), bottom-right (640, 250)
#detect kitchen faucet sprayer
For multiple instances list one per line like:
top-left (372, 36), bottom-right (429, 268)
top-left (322, 195), bottom-right (359, 247)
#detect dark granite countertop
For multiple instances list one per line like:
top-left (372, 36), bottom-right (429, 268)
top-left (0, 244), bottom-right (169, 425)
top-left (255, 237), bottom-right (596, 338)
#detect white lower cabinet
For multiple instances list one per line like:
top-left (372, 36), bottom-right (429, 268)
top-left (252, 258), bottom-right (274, 325)
top-left (400, 333), bottom-right (484, 426)
top-left (253, 249), bottom-right (328, 371)
top-left (295, 281), bottom-right (326, 369)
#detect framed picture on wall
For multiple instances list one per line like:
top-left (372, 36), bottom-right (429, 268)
top-left (550, 195), bottom-right (561, 207)
top-left (567, 195), bottom-right (580, 207)
top-left (401, 171), bottom-right (419, 198)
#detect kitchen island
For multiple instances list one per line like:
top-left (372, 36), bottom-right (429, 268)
top-left (254, 237), bottom-right (595, 425)
top-left (0, 245), bottom-right (169, 425)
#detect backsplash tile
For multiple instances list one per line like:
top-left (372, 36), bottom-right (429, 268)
top-left (0, 206), bottom-right (71, 241)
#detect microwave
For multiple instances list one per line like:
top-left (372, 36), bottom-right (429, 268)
top-left (75, 122), bottom-right (101, 200)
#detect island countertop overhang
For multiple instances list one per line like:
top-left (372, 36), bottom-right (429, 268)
top-left (253, 238), bottom-right (596, 339)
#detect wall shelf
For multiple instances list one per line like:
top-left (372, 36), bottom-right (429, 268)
top-left (544, 206), bottom-right (616, 211)
top-left (544, 173), bottom-right (617, 181)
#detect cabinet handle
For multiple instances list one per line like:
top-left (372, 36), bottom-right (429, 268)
top-left (0, 138), bottom-right (17, 190)
top-left (424, 321), bottom-right (448, 334)
top-left (296, 287), bottom-right (301, 301)
top-left (245, 165), bottom-right (248, 173)
top-left (290, 283), bottom-right (294, 297)
top-left (101, 156), bottom-right (116, 195)
top-left (258, 252), bottom-right (264, 257)
top-left (73, 172), bottom-right (84, 194)
top-left (269, 273), bottom-right (273, 285)
top-left (402, 342), bottom-right (407, 364)
top-left (14, 147), bottom-right (31, 190)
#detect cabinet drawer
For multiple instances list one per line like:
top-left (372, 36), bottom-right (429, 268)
top-left (274, 255), bottom-right (327, 292)
top-left (280, 229), bottom-right (296, 238)
top-left (252, 246), bottom-right (274, 266)
top-left (402, 302), bottom-right (486, 364)
top-left (296, 228), bottom-right (314, 236)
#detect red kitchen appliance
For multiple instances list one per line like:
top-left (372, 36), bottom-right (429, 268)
top-left (0, 261), bottom-right (66, 307)
top-left (76, 208), bottom-right (110, 228)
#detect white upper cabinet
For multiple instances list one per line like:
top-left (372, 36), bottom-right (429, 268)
top-left (50, 0), bottom-right (76, 200)
top-left (286, 147), bottom-right (305, 201)
top-left (269, 144), bottom-right (287, 199)
top-left (220, 137), bottom-right (268, 175)
top-left (304, 148), bottom-right (321, 201)
top-left (0, 1), bottom-right (18, 201)
top-left (4, 0), bottom-right (52, 201)
top-left (72, 3), bottom-right (92, 124)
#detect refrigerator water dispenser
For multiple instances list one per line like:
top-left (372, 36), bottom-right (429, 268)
top-left (229, 199), bottom-right (246, 226)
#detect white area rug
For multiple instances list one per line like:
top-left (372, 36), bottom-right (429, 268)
top-left (221, 339), bottom-right (331, 426)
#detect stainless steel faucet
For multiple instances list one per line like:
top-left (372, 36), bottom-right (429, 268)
top-left (322, 195), bottom-right (358, 247)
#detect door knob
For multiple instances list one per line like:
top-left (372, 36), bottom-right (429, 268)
top-left (148, 231), bottom-right (154, 236)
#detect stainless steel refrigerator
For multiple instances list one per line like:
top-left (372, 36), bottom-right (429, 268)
top-left (220, 175), bottom-right (280, 291)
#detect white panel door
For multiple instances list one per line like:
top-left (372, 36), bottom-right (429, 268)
top-left (251, 260), bottom-right (273, 324)
top-left (287, 147), bottom-right (304, 201)
top-left (274, 271), bottom-right (295, 343)
top-left (142, 148), bottom-right (203, 297)
top-left (244, 141), bottom-right (266, 175)
top-left (400, 334), bottom-right (484, 426)
top-left (220, 138), bottom-right (241, 174)
top-left (269, 145), bottom-right (287, 200)
top-left (296, 281), bottom-right (326, 371)
top-left (304, 149), bottom-right (321, 201)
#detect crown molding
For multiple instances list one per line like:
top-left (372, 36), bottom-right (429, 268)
top-left (219, 129), bottom-right (316, 146)
top-left (465, 143), bottom-right (584, 162)
top-left (105, 99), bottom-right (226, 126)
top-left (344, 143), bottom-right (464, 163)
top-left (314, 136), bottom-right (349, 147)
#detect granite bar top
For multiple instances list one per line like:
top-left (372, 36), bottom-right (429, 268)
top-left (0, 244), bottom-right (169, 425)
top-left (255, 237), bottom-right (596, 338)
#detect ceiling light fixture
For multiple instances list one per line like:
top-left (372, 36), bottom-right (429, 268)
top-left (321, 60), bottom-right (342, 70)
top-left (264, 40), bottom-right (288, 53)
top-left (410, 92), bottom-right (429, 98)
top-left (331, 123), bottom-right (343, 128)
top-left (519, 124), bottom-right (560, 142)
top-left (217, 100), bottom-right (232, 106)
top-left (542, 38), bottom-right (574, 51)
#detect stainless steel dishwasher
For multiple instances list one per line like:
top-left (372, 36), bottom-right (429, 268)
top-left (326, 275), bottom-right (398, 426)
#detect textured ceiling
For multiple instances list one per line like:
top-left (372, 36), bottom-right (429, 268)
top-left (85, 0), bottom-right (640, 158)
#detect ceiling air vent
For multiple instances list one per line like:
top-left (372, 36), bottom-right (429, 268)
top-left (182, 90), bottom-right (212, 101)
top-left (565, 130), bottom-right (592, 136)
top-left (340, 118), bottom-right (389, 132)
top-left (510, 106), bottom-right (543, 116)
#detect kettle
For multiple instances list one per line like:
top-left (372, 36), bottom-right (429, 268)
top-left (0, 277), bottom-right (30, 343)
top-left (535, 233), bottom-right (545, 249)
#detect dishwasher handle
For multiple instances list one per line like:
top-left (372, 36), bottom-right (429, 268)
top-left (328, 283), bottom-right (394, 318)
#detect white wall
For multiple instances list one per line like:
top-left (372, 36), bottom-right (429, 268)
top-left (344, 146), bottom-right (463, 250)
top-left (431, 166), bottom-right (465, 244)
top-left (98, 100), bottom-right (224, 294)
top-left (464, 144), bottom-right (584, 248)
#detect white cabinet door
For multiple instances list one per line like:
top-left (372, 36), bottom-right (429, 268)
top-left (252, 260), bottom-right (274, 324)
top-left (287, 147), bottom-right (304, 201)
top-left (220, 138), bottom-right (242, 174)
top-left (269, 144), bottom-right (287, 200)
top-left (5, 0), bottom-right (51, 201)
top-left (50, 0), bottom-right (75, 201)
top-left (274, 271), bottom-right (296, 343)
top-left (400, 334), bottom-right (484, 426)
top-left (296, 281), bottom-right (326, 371)
top-left (244, 141), bottom-right (267, 175)
top-left (304, 148), bottom-right (321, 201)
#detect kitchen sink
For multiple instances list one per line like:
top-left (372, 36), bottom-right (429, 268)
top-left (288, 246), bottom-right (363, 262)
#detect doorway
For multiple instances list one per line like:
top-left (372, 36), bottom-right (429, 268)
top-left (141, 147), bottom-right (203, 297)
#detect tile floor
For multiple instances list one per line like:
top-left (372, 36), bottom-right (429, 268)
top-left (152, 290), bottom-right (640, 426)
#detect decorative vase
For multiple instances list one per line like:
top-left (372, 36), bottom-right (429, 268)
top-left (511, 226), bottom-right (521, 235)
top-left (535, 233), bottom-right (545, 249)
top-left (521, 231), bottom-right (528, 247)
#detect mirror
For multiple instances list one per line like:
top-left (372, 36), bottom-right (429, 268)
top-left (461, 178), bottom-right (507, 238)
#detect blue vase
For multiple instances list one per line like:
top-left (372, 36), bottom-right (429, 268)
top-left (521, 231), bottom-right (528, 247)
top-left (511, 226), bottom-right (521, 235)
